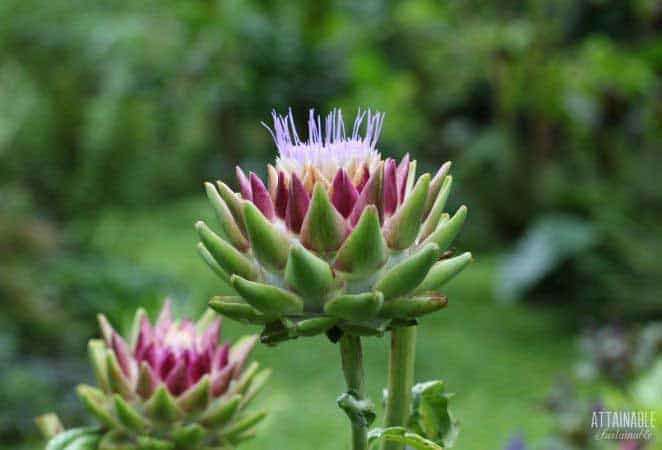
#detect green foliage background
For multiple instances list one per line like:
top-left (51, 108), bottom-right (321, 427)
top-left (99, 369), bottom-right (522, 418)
top-left (0, 1), bottom-right (660, 449)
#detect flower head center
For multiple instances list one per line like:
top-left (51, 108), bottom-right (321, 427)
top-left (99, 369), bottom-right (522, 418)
top-left (162, 321), bottom-right (196, 351)
top-left (263, 108), bottom-right (384, 182)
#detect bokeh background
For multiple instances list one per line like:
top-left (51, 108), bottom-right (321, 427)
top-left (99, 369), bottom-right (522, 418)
top-left (1, 1), bottom-right (661, 449)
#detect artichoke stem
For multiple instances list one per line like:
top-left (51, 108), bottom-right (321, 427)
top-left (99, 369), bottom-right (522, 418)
top-left (381, 326), bottom-right (417, 450)
top-left (339, 334), bottom-right (368, 450)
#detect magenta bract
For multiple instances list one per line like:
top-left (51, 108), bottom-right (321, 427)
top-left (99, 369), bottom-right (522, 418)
top-left (99, 300), bottom-right (255, 399)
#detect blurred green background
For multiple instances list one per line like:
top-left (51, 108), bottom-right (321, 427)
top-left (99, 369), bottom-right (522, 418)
top-left (1, 1), bottom-right (660, 449)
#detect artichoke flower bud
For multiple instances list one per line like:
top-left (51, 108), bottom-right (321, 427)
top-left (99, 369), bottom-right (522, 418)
top-left (199, 109), bottom-right (473, 343)
top-left (40, 300), bottom-right (270, 450)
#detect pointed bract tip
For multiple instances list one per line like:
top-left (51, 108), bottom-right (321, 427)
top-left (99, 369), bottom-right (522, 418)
top-left (331, 168), bottom-right (359, 218)
top-left (300, 182), bottom-right (347, 252)
top-left (349, 162), bottom-right (384, 226)
top-left (335, 204), bottom-right (387, 275)
top-left (97, 313), bottom-right (114, 344)
top-left (373, 241), bottom-right (439, 300)
top-left (415, 250), bottom-right (473, 293)
top-left (383, 172), bottom-right (430, 250)
top-left (274, 171), bottom-right (289, 219)
top-left (383, 158), bottom-right (398, 216)
top-left (236, 166), bottom-right (252, 200)
top-left (249, 172), bottom-right (275, 220)
top-left (286, 172), bottom-right (310, 233)
top-left (242, 200), bottom-right (290, 271)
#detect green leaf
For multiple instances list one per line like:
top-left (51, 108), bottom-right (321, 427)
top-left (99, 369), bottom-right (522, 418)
top-left (367, 427), bottom-right (443, 450)
top-left (409, 380), bottom-right (459, 448)
top-left (231, 275), bottom-right (304, 318)
top-left (324, 292), bottom-right (384, 321)
top-left (374, 243), bottom-right (439, 300)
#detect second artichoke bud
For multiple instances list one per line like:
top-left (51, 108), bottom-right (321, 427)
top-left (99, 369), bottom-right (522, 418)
top-left (45, 300), bottom-right (270, 450)
top-left (197, 109), bottom-right (472, 344)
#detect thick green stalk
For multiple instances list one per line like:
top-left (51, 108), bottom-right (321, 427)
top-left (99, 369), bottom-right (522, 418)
top-left (339, 334), bottom-right (368, 450)
top-left (381, 326), bottom-right (417, 450)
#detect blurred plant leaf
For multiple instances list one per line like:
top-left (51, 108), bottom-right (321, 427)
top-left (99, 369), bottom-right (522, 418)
top-left (631, 358), bottom-right (662, 411)
top-left (367, 427), bottom-right (443, 450)
top-left (495, 214), bottom-right (599, 302)
top-left (408, 380), bottom-right (459, 448)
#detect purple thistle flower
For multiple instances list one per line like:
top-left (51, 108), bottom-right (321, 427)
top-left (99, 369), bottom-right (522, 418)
top-left (264, 108), bottom-right (384, 178)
